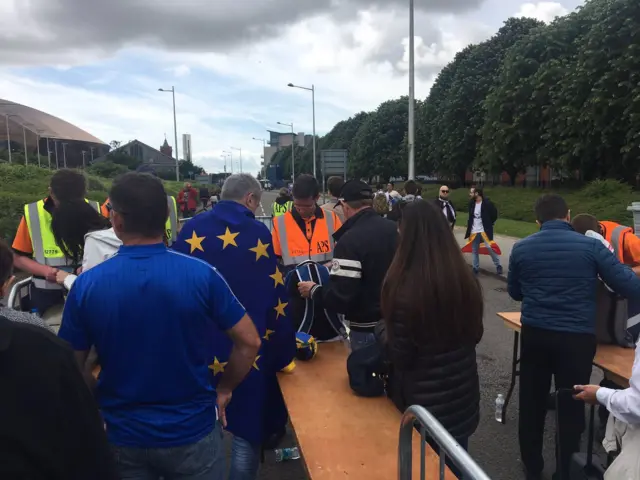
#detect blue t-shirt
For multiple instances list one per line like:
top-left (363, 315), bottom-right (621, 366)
top-left (59, 243), bottom-right (245, 448)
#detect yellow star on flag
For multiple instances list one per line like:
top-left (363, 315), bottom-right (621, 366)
top-left (208, 357), bottom-right (227, 376)
top-left (269, 267), bottom-right (284, 288)
top-left (185, 231), bottom-right (206, 254)
top-left (252, 355), bottom-right (261, 371)
top-left (249, 239), bottom-right (270, 261)
top-left (217, 227), bottom-right (239, 249)
top-left (274, 298), bottom-right (288, 319)
top-left (263, 329), bottom-right (275, 340)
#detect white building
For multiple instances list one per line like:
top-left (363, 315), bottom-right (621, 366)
top-left (182, 133), bottom-right (192, 162)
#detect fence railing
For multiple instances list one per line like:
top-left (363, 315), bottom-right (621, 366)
top-left (398, 405), bottom-right (491, 480)
top-left (7, 276), bottom-right (33, 310)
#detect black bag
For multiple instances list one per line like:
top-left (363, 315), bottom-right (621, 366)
top-left (554, 389), bottom-right (605, 480)
top-left (347, 342), bottom-right (387, 397)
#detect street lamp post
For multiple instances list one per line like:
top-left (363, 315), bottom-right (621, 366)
top-left (158, 86), bottom-right (180, 181)
top-left (407, 0), bottom-right (416, 180)
top-left (277, 122), bottom-right (295, 181)
top-left (223, 150), bottom-right (232, 174)
top-left (230, 147), bottom-right (242, 173)
top-left (46, 138), bottom-right (51, 169)
top-left (62, 142), bottom-right (68, 168)
top-left (4, 114), bottom-right (11, 163)
top-left (252, 137), bottom-right (267, 177)
top-left (287, 83), bottom-right (316, 179)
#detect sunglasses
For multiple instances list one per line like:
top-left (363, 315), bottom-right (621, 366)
top-left (441, 190), bottom-right (449, 193)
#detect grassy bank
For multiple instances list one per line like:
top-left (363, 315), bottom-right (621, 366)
top-left (0, 165), bottom-right (185, 241)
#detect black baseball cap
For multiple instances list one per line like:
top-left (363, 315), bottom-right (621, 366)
top-left (339, 180), bottom-right (373, 202)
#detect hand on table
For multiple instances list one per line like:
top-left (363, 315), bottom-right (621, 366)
top-left (298, 281), bottom-right (316, 298)
top-left (573, 385), bottom-right (600, 405)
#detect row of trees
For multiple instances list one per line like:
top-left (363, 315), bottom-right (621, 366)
top-left (271, 0), bottom-right (640, 185)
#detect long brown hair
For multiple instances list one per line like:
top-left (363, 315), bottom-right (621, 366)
top-left (381, 200), bottom-right (483, 348)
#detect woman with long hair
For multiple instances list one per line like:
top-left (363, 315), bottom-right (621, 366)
top-left (380, 200), bottom-right (484, 467)
top-left (51, 200), bottom-right (120, 289)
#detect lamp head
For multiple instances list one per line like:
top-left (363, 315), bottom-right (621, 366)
top-left (287, 83), bottom-right (294, 87)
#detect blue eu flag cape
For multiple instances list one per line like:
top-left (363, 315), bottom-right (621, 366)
top-left (173, 200), bottom-right (295, 445)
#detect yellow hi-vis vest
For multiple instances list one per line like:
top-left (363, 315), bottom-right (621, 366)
top-left (272, 200), bottom-right (292, 217)
top-left (24, 198), bottom-right (101, 290)
top-left (166, 195), bottom-right (178, 246)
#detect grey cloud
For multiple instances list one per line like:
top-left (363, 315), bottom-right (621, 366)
top-left (0, 0), bottom-right (486, 65)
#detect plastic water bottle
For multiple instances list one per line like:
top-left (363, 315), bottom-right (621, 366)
top-left (495, 394), bottom-right (505, 422)
top-left (274, 447), bottom-right (301, 463)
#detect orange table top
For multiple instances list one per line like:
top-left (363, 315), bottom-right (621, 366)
top-left (498, 312), bottom-right (633, 387)
top-left (277, 342), bottom-right (455, 479)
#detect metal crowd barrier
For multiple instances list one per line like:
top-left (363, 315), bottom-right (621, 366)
top-left (7, 276), bottom-right (33, 310)
top-left (398, 405), bottom-right (491, 480)
top-left (179, 215), bottom-right (273, 232)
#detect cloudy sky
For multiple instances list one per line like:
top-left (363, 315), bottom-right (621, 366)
top-left (0, 0), bottom-right (583, 174)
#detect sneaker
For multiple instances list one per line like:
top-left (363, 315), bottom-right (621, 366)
top-left (496, 265), bottom-right (503, 275)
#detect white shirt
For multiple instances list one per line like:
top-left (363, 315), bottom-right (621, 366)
top-left (597, 338), bottom-right (640, 425)
top-left (63, 228), bottom-right (122, 290)
top-left (471, 201), bottom-right (484, 234)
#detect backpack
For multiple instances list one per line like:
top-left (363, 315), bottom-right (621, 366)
top-left (373, 193), bottom-right (389, 216)
top-left (284, 260), bottom-right (347, 342)
top-left (595, 225), bottom-right (640, 347)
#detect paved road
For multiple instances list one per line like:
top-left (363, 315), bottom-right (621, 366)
top-left (249, 274), bottom-right (604, 480)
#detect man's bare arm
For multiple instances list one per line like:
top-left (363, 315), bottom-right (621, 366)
top-left (14, 254), bottom-right (55, 278)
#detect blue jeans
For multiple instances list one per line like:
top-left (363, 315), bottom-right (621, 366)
top-left (471, 233), bottom-right (501, 271)
top-left (229, 435), bottom-right (261, 480)
top-left (111, 423), bottom-right (225, 480)
top-left (349, 331), bottom-right (377, 352)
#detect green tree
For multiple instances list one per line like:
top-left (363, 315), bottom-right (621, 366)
top-left (349, 98), bottom-right (409, 180)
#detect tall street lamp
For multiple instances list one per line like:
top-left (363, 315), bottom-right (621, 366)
top-left (62, 142), bottom-right (68, 168)
top-left (277, 121), bottom-right (295, 181)
top-left (287, 83), bottom-right (316, 179)
top-left (252, 137), bottom-right (267, 177)
top-left (158, 86), bottom-right (180, 181)
top-left (223, 150), bottom-right (233, 174)
top-left (231, 147), bottom-right (242, 173)
top-left (4, 114), bottom-right (12, 163)
top-left (407, 0), bottom-right (416, 180)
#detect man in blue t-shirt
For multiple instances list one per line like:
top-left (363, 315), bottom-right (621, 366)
top-left (59, 173), bottom-right (261, 480)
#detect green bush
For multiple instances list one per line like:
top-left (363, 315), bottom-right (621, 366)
top-left (86, 161), bottom-right (130, 178)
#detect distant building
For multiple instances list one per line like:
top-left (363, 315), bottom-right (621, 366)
top-left (182, 134), bottom-right (192, 162)
top-left (160, 137), bottom-right (173, 158)
top-left (94, 139), bottom-right (176, 174)
top-left (264, 129), bottom-right (311, 172)
top-left (0, 98), bottom-right (109, 168)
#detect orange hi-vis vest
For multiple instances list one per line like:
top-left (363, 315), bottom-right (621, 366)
top-left (600, 221), bottom-right (633, 263)
top-left (274, 211), bottom-right (338, 266)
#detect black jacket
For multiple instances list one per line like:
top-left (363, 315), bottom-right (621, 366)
top-left (465, 198), bottom-right (498, 240)
top-left (311, 208), bottom-right (398, 332)
top-left (434, 198), bottom-right (456, 228)
top-left (379, 304), bottom-right (482, 440)
top-left (0, 316), bottom-right (117, 479)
